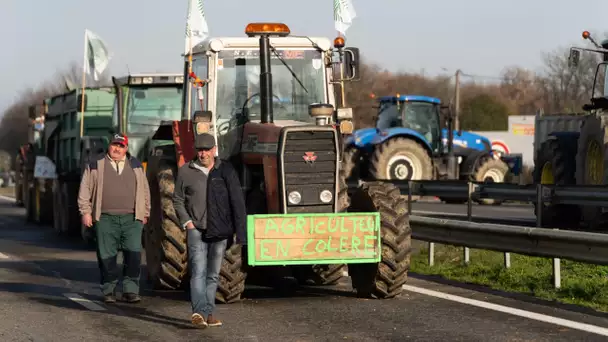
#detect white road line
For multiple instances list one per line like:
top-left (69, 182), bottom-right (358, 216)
top-left (0, 252), bottom-right (10, 259)
top-left (0, 195), bottom-right (16, 202)
top-left (402, 284), bottom-right (608, 337)
top-left (63, 293), bottom-right (106, 311)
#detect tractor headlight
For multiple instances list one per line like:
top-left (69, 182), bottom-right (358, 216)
top-left (288, 191), bottom-right (302, 205)
top-left (319, 190), bottom-right (333, 203)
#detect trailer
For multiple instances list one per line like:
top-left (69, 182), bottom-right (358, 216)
top-left (533, 31), bottom-right (608, 229)
top-left (17, 87), bottom-right (116, 242)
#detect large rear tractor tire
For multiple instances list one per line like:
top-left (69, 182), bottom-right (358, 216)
top-left (347, 182), bottom-right (411, 299)
top-left (533, 135), bottom-right (580, 229)
top-left (575, 113), bottom-right (608, 230)
top-left (369, 137), bottom-right (432, 201)
top-left (216, 242), bottom-right (247, 304)
top-left (293, 170), bottom-right (350, 286)
top-left (341, 145), bottom-right (360, 182)
top-left (471, 156), bottom-right (509, 205)
top-left (145, 160), bottom-right (188, 290)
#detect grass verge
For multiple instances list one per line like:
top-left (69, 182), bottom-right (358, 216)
top-left (410, 241), bottom-right (608, 312)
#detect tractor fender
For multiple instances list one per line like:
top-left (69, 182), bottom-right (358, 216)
top-left (347, 127), bottom-right (381, 151)
top-left (369, 127), bottom-right (433, 152)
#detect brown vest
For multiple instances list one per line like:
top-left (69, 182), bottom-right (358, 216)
top-left (101, 160), bottom-right (136, 214)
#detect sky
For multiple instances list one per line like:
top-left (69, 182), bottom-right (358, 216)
top-left (1, 0), bottom-right (608, 115)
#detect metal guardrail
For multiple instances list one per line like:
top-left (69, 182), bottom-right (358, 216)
top-left (346, 178), bottom-right (608, 289)
top-left (410, 215), bottom-right (608, 265)
top-left (348, 179), bottom-right (608, 207)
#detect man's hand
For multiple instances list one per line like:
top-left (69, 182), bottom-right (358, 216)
top-left (82, 214), bottom-right (93, 228)
top-left (186, 221), bottom-right (195, 230)
top-left (142, 217), bottom-right (148, 225)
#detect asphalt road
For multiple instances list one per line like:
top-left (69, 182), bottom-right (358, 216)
top-left (2, 195), bottom-right (608, 341)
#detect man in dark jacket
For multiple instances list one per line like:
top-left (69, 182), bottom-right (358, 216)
top-left (172, 133), bottom-right (246, 329)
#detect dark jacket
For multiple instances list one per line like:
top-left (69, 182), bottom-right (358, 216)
top-left (173, 157), bottom-right (247, 244)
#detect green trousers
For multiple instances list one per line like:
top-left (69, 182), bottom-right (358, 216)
top-left (95, 213), bottom-right (143, 295)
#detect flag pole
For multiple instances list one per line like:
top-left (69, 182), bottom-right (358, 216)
top-left (187, 35), bottom-right (193, 121)
top-left (80, 30), bottom-right (88, 137)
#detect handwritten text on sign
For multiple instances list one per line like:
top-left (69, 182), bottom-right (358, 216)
top-left (249, 213), bottom-right (380, 265)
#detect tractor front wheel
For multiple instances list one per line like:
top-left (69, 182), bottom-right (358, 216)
top-left (347, 182), bottom-right (411, 299)
top-left (369, 137), bottom-right (432, 201)
top-left (471, 156), bottom-right (509, 205)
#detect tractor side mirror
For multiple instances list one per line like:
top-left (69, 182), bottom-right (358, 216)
top-left (568, 48), bottom-right (581, 68)
top-left (343, 47), bottom-right (360, 80)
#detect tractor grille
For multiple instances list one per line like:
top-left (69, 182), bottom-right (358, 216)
top-left (280, 129), bottom-right (338, 214)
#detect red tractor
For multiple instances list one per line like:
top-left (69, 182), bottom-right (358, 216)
top-left (143, 23), bottom-right (411, 303)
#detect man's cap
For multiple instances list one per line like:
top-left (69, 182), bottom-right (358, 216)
top-left (194, 133), bottom-right (216, 150)
top-left (110, 133), bottom-right (129, 146)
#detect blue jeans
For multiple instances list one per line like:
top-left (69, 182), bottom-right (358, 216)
top-left (187, 228), bottom-right (227, 316)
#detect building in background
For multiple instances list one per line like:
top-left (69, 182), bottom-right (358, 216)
top-left (474, 115), bottom-right (535, 166)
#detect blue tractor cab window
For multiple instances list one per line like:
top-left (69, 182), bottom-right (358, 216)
top-left (376, 95), bottom-right (442, 153)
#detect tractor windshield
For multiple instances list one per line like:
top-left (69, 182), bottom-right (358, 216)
top-left (376, 101), bottom-right (402, 130)
top-left (125, 85), bottom-right (183, 134)
top-left (215, 49), bottom-right (325, 124)
top-left (376, 100), bottom-right (441, 149)
top-left (594, 62), bottom-right (608, 98)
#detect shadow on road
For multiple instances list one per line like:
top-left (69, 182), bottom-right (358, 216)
top-left (0, 259), bottom-right (99, 285)
top-left (0, 257), bottom-right (359, 307)
top-left (29, 295), bottom-right (197, 330)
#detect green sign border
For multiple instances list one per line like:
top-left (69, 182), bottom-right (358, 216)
top-left (246, 211), bottom-right (381, 267)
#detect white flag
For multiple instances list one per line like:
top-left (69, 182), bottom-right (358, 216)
top-left (84, 29), bottom-right (111, 81)
top-left (185, 0), bottom-right (209, 54)
top-left (334, 0), bottom-right (357, 36)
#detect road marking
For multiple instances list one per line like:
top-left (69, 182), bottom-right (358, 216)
top-left (0, 252), bottom-right (10, 259)
top-left (63, 293), bottom-right (106, 311)
top-left (402, 284), bottom-right (608, 337)
top-left (0, 195), bottom-right (16, 202)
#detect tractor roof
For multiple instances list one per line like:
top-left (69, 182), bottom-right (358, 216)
top-left (113, 73), bottom-right (183, 86)
top-left (378, 95), bottom-right (441, 104)
top-left (186, 36), bottom-right (333, 56)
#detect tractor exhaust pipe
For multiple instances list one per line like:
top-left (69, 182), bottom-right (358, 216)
top-left (112, 76), bottom-right (124, 134)
top-left (444, 104), bottom-right (458, 179)
top-left (259, 35), bottom-right (273, 124)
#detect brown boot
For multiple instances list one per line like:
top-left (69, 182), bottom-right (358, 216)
top-left (206, 314), bottom-right (222, 327)
top-left (191, 313), bottom-right (208, 329)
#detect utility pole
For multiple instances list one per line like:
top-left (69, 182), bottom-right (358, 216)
top-left (454, 69), bottom-right (461, 131)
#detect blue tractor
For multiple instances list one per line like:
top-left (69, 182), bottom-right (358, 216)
top-left (342, 94), bottom-right (522, 205)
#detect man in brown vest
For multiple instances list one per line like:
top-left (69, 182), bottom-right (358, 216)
top-left (77, 133), bottom-right (151, 304)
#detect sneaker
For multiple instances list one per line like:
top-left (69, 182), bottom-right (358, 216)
top-left (103, 293), bottom-right (116, 303)
top-left (122, 293), bottom-right (141, 303)
top-left (206, 314), bottom-right (222, 327)
top-left (191, 313), bottom-right (208, 329)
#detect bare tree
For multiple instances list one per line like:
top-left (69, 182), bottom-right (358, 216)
top-left (0, 62), bottom-right (112, 160)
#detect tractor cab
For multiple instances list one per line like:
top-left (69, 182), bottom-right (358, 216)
top-left (569, 31), bottom-right (608, 110)
top-left (181, 24), bottom-right (357, 161)
top-left (375, 95), bottom-right (443, 154)
top-left (111, 73), bottom-right (184, 161)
